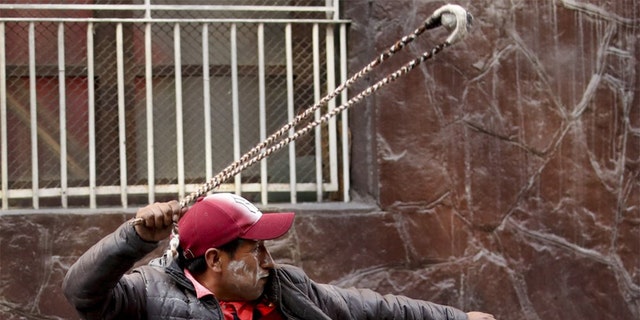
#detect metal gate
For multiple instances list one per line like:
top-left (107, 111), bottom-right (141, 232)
top-left (0, 0), bottom-right (350, 210)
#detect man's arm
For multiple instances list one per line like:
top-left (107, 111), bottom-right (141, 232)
top-left (316, 282), bottom-right (496, 320)
top-left (62, 222), bottom-right (157, 318)
top-left (318, 283), bottom-right (470, 320)
top-left (276, 265), bottom-right (495, 320)
top-left (62, 201), bottom-right (185, 319)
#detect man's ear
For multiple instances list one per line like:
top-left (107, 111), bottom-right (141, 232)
top-left (204, 248), bottom-right (223, 272)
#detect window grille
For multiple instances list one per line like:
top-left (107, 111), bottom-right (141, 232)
top-left (0, 0), bottom-right (350, 209)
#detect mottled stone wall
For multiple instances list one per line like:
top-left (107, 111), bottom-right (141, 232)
top-left (0, 1), bottom-right (638, 319)
top-left (345, 0), bottom-right (639, 319)
top-left (0, 213), bottom-right (129, 319)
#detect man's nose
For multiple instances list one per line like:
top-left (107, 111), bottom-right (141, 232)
top-left (259, 245), bottom-right (275, 269)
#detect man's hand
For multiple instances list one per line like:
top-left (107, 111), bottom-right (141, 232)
top-left (133, 200), bottom-right (187, 242)
top-left (467, 311), bottom-right (496, 320)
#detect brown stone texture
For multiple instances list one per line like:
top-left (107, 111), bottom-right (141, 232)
top-left (346, 0), bottom-right (639, 318)
top-left (1, 1), bottom-right (639, 319)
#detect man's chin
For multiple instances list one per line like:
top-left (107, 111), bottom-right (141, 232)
top-left (246, 287), bottom-right (265, 301)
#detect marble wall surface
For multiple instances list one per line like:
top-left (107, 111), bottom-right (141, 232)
top-left (345, 0), bottom-right (639, 319)
top-left (0, 1), bottom-right (638, 319)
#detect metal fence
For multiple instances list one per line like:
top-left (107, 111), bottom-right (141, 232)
top-left (0, 0), bottom-right (350, 210)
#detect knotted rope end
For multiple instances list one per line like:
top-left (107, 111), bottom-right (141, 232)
top-left (432, 4), bottom-right (473, 45)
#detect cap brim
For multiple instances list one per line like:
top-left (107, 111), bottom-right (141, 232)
top-left (241, 212), bottom-right (295, 240)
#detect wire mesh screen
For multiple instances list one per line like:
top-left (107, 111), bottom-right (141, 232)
top-left (0, 1), bottom-right (349, 209)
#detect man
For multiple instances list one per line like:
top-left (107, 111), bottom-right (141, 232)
top-left (63, 193), bottom-right (496, 319)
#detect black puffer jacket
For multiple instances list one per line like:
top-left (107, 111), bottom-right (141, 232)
top-left (63, 223), bottom-right (468, 320)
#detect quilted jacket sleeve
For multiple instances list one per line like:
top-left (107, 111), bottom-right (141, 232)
top-left (62, 222), bottom-right (159, 320)
top-left (276, 265), bottom-right (468, 320)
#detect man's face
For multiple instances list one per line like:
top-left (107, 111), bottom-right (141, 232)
top-left (218, 240), bottom-right (274, 301)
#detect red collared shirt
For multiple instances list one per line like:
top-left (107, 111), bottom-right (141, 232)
top-left (184, 269), bottom-right (283, 320)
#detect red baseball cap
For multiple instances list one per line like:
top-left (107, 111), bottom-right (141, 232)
top-left (178, 193), bottom-right (295, 259)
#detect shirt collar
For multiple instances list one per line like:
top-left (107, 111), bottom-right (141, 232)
top-left (184, 268), bottom-right (214, 299)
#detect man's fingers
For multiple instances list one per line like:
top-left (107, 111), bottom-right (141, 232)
top-left (161, 202), bottom-right (174, 226)
top-left (179, 205), bottom-right (188, 221)
top-left (154, 205), bottom-right (166, 228)
top-left (134, 201), bottom-right (183, 242)
top-left (167, 200), bottom-right (184, 223)
top-left (466, 312), bottom-right (496, 320)
top-left (137, 204), bottom-right (152, 228)
top-left (137, 202), bottom-right (175, 229)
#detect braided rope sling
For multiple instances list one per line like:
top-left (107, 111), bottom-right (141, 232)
top-left (130, 4), bottom-right (473, 258)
